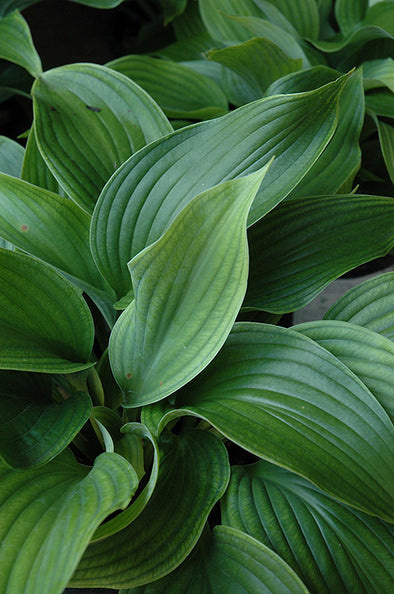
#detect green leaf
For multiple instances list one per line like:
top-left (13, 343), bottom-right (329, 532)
top-left (0, 249), bottom-right (95, 372)
top-left (363, 57), bottom-right (394, 92)
top-left (107, 55), bottom-right (228, 119)
top-left (262, 0), bottom-right (320, 40)
top-left (265, 65), bottom-right (340, 96)
top-left (21, 128), bottom-right (61, 193)
top-left (0, 0), bottom-right (125, 15)
top-left (324, 271), bottom-right (394, 341)
top-left (365, 88), bottom-right (394, 118)
top-left (335, 0), bottom-right (368, 36)
top-left (0, 136), bottom-right (24, 177)
top-left (0, 10), bottom-right (42, 77)
top-left (0, 373), bottom-right (92, 468)
top-left (0, 173), bottom-right (113, 298)
top-left (376, 117), bottom-right (394, 184)
top-left (160, 0), bottom-right (187, 24)
top-left (32, 63), bottom-right (173, 213)
top-left (122, 525), bottom-right (309, 594)
top-left (199, 0), bottom-right (266, 43)
top-left (163, 323), bottom-right (394, 521)
top-left (91, 74), bottom-right (348, 298)
top-left (222, 461), bottom-right (394, 594)
top-left (109, 169), bottom-right (269, 407)
top-left (244, 194), bottom-right (394, 313)
top-left (71, 429), bottom-right (230, 589)
top-left (0, 449), bottom-right (137, 594)
top-left (207, 37), bottom-right (302, 101)
top-left (294, 320), bottom-right (394, 422)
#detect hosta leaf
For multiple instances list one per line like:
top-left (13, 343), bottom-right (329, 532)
top-left (0, 136), bottom-right (24, 177)
top-left (222, 461), bottom-right (394, 594)
top-left (109, 169), bottom-right (269, 407)
top-left (287, 69), bottom-right (364, 198)
top-left (162, 323), bottom-right (394, 520)
top-left (376, 118), bottom-right (394, 184)
top-left (0, 10), bottom-right (42, 77)
top-left (364, 0), bottom-right (394, 34)
top-left (71, 429), bottom-right (230, 589)
top-left (199, 0), bottom-right (268, 43)
top-left (122, 525), bottom-right (309, 594)
top-left (0, 0), bottom-right (124, 15)
top-left (172, 0), bottom-right (207, 39)
top-left (0, 173), bottom-right (112, 297)
top-left (363, 57), bottom-right (394, 92)
top-left (160, 0), bottom-right (187, 24)
top-left (0, 379), bottom-right (92, 468)
top-left (365, 88), bottom-right (394, 117)
top-left (0, 249), bottom-right (95, 372)
top-left (32, 63), bottom-right (172, 213)
top-left (335, 0), bottom-right (368, 36)
top-left (21, 128), bottom-right (61, 193)
top-left (91, 74), bottom-right (348, 298)
top-left (0, 449), bottom-right (137, 594)
top-left (294, 320), bottom-right (394, 421)
top-left (324, 271), bottom-right (394, 340)
top-left (266, 65), bottom-right (340, 96)
top-left (107, 55), bottom-right (228, 119)
top-left (262, 0), bottom-right (320, 40)
top-left (207, 37), bottom-right (302, 101)
top-left (244, 194), bottom-right (394, 313)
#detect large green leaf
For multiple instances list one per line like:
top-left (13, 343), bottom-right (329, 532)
top-left (0, 173), bottom-right (112, 298)
top-left (122, 525), bottom-right (309, 594)
top-left (91, 74), bottom-right (348, 298)
top-left (263, 0), bottom-right (320, 40)
top-left (324, 271), bottom-right (394, 340)
top-left (222, 461), bottom-right (394, 594)
top-left (0, 249), bottom-right (95, 372)
top-left (335, 0), bottom-right (368, 36)
top-left (0, 449), bottom-right (137, 594)
top-left (0, 10), bottom-right (42, 77)
top-left (376, 118), bottom-right (394, 184)
top-left (71, 429), bottom-right (230, 589)
top-left (363, 57), bottom-right (394, 92)
top-left (199, 0), bottom-right (268, 43)
top-left (107, 55), bottom-right (228, 119)
top-left (266, 65), bottom-right (339, 96)
top-left (0, 135), bottom-right (24, 177)
top-left (244, 194), bottom-right (394, 313)
top-left (109, 169), bottom-right (269, 407)
top-left (207, 37), bottom-right (302, 102)
top-left (294, 320), bottom-right (394, 422)
top-left (21, 128), bottom-right (61, 193)
top-left (160, 323), bottom-right (394, 520)
top-left (0, 371), bottom-right (92, 468)
top-left (32, 63), bottom-right (173, 213)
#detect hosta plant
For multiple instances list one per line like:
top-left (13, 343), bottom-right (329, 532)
top-left (0, 1), bottom-right (393, 593)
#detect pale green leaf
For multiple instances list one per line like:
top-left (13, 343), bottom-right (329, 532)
top-left (32, 63), bottom-right (173, 213)
top-left (163, 323), bottom-right (394, 520)
top-left (107, 55), bottom-right (228, 119)
top-left (122, 525), bottom-right (309, 594)
top-left (245, 194), bottom-right (394, 313)
top-left (71, 429), bottom-right (230, 589)
top-left (335, 0), bottom-right (368, 36)
top-left (0, 173), bottom-right (113, 298)
top-left (294, 320), bottom-right (394, 421)
top-left (91, 75), bottom-right (348, 298)
top-left (207, 37), bottom-right (302, 101)
top-left (21, 128), bottom-right (61, 193)
top-left (363, 57), bottom-right (394, 92)
top-left (0, 372), bottom-right (92, 468)
top-left (0, 249), bottom-right (95, 372)
top-left (376, 117), bottom-right (394, 184)
top-left (109, 169), bottom-right (269, 407)
top-left (0, 10), bottom-right (42, 77)
top-left (0, 136), bottom-right (24, 177)
top-left (0, 449), bottom-right (137, 594)
top-left (324, 271), bottom-right (394, 340)
top-left (222, 461), bottom-right (394, 594)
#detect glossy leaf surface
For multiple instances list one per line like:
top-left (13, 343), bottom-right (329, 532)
top-left (0, 249), bottom-right (95, 372)
top-left (21, 128), bottom-right (61, 193)
top-left (245, 194), bottom-right (394, 313)
top-left (0, 10), bottom-right (42, 77)
top-left (91, 75), bottom-right (347, 297)
top-left (324, 271), bottom-right (394, 340)
top-left (0, 136), bottom-right (24, 177)
top-left (71, 429), bottom-right (230, 588)
top-left (222, 461), bottom-right (394, 594)
top-left (377, 118), bottom-right (394, 184)
top-left (122, 525), bottom-right (309, 594)
top-left (109, 169), bottom-right (268, 407)
top-left (0, 450), bottom-right (137, 594)
top-left (32, 63), bottom-right (172, 213)
top-left (165, 323), bottom-right (394, 520)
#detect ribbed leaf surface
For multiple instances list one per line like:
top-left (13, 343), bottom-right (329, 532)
top-left (0, 136), bottom-right (24, 177)
top-left (21, 129), bottom-right (61, 193)
top-left (32, 63), bottom-right (172, 213)
top-left (222, 461), bottom-right (394, 594)
top-left (0, 10), bottom-right (42, 77)
top-left (166, 323), bottom-right (394, 520)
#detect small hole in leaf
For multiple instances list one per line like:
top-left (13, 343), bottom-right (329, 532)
top-left (21, 225), bottom-right (28, 232)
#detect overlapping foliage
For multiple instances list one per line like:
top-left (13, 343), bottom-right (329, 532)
top-left (0, 1), bottom-right (393, 592)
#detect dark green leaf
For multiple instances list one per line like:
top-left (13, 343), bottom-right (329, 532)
top-left (21, 128), bottom-right (61, 193)
top-left (335, 0), bottom-right (368, 36)
top-left (160, 0), bottom-right (187, 24)
top-left (0, 10), bottom-right (42, 77)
